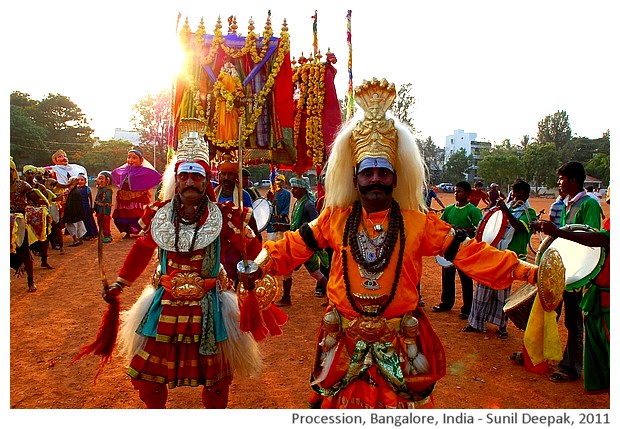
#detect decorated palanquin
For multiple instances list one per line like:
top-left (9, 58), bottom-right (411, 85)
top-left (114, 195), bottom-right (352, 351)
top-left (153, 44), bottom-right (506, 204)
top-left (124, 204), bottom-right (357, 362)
top-left (170, 13), bottom-right (341, 173)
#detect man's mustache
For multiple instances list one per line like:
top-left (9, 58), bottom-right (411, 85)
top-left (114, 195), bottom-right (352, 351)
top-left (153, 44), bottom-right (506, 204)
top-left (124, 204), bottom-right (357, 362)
top-left (181, 186), bottom-right (203, 193)
top-left (358, 183), bottom-right (393, 195)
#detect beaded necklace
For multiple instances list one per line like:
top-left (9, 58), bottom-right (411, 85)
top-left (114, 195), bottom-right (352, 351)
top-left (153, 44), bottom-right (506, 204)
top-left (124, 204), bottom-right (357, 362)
top-left (172, 193), bottom-right (210, 253)
top-left (342, 200), bottom-right (405, 316)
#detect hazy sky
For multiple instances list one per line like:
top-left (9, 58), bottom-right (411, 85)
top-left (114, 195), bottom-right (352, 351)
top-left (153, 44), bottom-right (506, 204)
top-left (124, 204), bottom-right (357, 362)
top-left (3, 0), bottom-right (617, 148)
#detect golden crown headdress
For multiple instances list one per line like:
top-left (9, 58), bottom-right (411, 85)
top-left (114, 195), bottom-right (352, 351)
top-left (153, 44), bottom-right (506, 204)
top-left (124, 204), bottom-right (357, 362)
top-left (176, 118), bottom-right (210, 163)
top-left (351, 78), bottom-right (398, 168)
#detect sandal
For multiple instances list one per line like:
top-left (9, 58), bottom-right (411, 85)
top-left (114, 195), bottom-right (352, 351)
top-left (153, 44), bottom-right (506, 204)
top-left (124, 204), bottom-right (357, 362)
top-left (462, 325), bottom-right (481, 333)
top-left (549, 370), bottom-right (576, 383)
top-left (510, 352), bottom-right (524, 365)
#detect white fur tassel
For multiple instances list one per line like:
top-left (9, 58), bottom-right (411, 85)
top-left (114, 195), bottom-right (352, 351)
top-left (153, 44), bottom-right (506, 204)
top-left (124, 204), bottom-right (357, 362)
top-left (310, 346), bottom-right (337, 386)
top-left (406, 342), bottom-right (430, 374)
top-left (219, 289), bottom-right (264, 378)
top-left (117, 285), bottom-right (157, 366)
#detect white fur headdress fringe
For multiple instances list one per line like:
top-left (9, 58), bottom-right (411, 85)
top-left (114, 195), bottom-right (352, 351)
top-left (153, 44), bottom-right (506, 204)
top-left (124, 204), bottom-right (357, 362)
top-left (219, 289), bottom-right (264, 378)
top-left (117, 285), bottom-right (157, 366)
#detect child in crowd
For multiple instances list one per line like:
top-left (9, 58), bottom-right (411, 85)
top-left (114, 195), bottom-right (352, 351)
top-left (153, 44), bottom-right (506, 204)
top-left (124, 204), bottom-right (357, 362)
top-left (77, 174), bottom-right (99, 240)
top-left (63, 177), bottom-right (86, 247)
top-left (94, 171), bottom-right (114, 243)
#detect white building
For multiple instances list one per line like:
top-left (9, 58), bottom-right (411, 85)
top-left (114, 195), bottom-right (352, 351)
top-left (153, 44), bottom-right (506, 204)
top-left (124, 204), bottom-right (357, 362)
top-left (113, 128), bottom-right (141, 144)
top-left (444, 129), bottom-right (491, 182)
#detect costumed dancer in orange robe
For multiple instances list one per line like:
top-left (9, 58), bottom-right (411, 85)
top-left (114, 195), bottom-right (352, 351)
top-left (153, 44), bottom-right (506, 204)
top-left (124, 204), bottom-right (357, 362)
top-left (242, 78), bottom-right (543, 409)
top-left (99, 120), bottom-right (282, 408)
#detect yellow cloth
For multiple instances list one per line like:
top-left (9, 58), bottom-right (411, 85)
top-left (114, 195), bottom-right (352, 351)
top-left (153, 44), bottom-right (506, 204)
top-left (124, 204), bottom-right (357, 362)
top-left (523, 295), bottom-right (562, 366)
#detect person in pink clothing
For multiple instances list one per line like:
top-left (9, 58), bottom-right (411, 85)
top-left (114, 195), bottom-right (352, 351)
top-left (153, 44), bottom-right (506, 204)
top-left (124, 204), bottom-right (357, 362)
top-left (111, 149), bottom-right (162, 238)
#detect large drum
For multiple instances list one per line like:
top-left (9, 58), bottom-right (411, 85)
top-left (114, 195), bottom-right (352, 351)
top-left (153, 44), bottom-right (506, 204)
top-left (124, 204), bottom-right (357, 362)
top-left (536, 224), bottom-right (605, 291)
top-left (504, 247), bottom-right (566, 329)
top-left (10, 213), bottom-right (26, 253)
top-left (252, 198), bottom-right (273, 233)
top-left (25, 205), bottom-right (52, 242)
top-left (475, 206), bottom-right (508, 247)
top-left (503, 282), bottom-right (537, 330)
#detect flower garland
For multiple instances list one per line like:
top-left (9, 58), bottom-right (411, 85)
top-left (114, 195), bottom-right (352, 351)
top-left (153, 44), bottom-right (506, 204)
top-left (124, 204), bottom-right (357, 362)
top-left (198, 16), bottom-right (275, 66)
top-left (213, 68), bottom-right (245, 112)
top-left (292, 61), bottom-right (326, 167)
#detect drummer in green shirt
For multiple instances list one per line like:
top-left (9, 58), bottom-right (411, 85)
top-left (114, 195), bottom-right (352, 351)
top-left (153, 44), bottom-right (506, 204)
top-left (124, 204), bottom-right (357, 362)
top-left (463, 179), bottom-right (536, 338)
top-left (432, 181), bottom-right (483, 318)
top-left (549, 161), bottom-right (603, 384)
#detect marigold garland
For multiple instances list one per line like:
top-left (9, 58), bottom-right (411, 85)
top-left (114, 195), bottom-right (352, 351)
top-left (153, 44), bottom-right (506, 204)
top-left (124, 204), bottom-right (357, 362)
top-left (292, 61), bottom-right (326, 167)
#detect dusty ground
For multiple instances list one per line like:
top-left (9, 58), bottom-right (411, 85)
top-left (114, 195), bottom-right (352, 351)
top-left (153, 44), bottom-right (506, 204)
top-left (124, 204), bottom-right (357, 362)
top-left (9, 196), bottom-right (610, 411)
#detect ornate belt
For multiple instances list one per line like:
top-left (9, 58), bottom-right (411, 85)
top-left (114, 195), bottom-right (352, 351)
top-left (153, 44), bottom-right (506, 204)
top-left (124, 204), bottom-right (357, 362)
top-left (159, 272), bottom-right (217, 300)
top-left (342, 314), bottom-right (402, 344)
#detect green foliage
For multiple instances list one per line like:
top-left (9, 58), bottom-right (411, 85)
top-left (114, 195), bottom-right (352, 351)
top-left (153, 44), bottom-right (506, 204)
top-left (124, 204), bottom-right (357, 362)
top-left (389, 83), bottom-right (416, 131)
top-left (10, 91), bottom-right (94, 168)
top-left (537, 110), bottom-right (571, 150)
top-left (131, 89), bottom-right (172, 147)
top-left (10, 105), bottom-right (48, 167)
top-left (522, 142), bottom-right (561, 193)
top-left (86, 140), bottom-right (135, 176)
top-left (585, 153), bottom-right (610, 186)
top-left (444, 148), bottom-right (474, 183)
top-left (477, 152), bottom-right (524, 190)
top-left (33, 93), bottom-right (94, 143)
top-left (417, 136), bottom-right (442, 183)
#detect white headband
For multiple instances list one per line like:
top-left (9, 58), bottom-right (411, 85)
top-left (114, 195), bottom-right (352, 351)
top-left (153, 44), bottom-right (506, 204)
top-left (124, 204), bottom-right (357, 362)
top-left (177, 162), bottom-right (206, 176)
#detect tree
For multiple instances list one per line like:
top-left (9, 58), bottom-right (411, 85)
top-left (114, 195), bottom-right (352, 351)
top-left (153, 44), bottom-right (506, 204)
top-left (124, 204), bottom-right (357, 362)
top-left (389, 82), bottom-right (416, 131)
top-left (443, 148), bottom-right (473, 184)
top-left (10, 104), bottom-right (48, 167)
top-left (10, 91), bottom-right (94, 168)
top-left (537, 110), bottom-right (571, 151)
top-left (585, 153), bottom-right (610, 186)
top-left (561, 135), bottom-right (610, 165)
top-left (523, 142), bottom-right (561, 194)
top-left (131, 89), bottom-right (172, 170)
top-left (33, 93), bottom-right (94, 144)
top-left (87, 140), bottom-right (135, 177)
top-left (477, 152), bottom-right (524, 192)
top-left (417, 136), bottom-right (442, 183)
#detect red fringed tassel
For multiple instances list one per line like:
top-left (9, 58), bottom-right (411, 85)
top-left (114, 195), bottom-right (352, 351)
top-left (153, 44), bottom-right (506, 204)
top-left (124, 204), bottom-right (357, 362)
top-left (71, 297), bottom-right (121, 382)
top-left (262, 304), bottom-right (288, 336)
top-left (239, 290), bottom-right (266, 339)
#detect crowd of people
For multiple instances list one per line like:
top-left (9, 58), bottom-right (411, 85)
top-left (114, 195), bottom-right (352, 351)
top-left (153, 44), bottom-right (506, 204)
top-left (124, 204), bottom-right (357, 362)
top-left (10, 79), bottom-right (609, 408)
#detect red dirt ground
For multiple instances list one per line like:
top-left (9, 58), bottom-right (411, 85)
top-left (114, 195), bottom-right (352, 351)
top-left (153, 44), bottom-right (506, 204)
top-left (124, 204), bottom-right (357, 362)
top-left (9, 196), bottom-right (610, 413)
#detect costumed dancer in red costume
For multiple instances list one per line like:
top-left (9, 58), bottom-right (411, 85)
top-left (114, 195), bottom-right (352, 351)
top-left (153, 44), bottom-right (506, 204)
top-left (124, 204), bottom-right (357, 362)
top-left (241, 78), bottom-right (554, 409)
top-left (111, 149), bottom-right (162, 238)
top-left (94, 119), bottom-right (284, 408)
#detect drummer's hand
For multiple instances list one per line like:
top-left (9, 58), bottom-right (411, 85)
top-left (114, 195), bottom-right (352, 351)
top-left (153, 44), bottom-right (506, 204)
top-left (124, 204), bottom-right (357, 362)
top-left (531, 220), bottom-right (560, 237)
top-left (496, 198), bottom-right (508, 211)
top-left (266, 190), bottom-right (274, 201)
